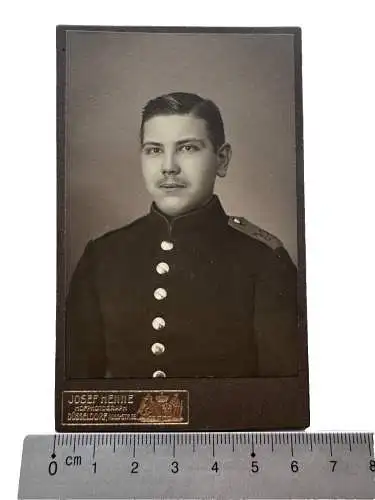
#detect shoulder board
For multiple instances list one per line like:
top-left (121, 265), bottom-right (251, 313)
top-left (228, 216), bottom-right (283, 251)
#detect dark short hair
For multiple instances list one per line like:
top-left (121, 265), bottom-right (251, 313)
top-left (140, 92), bottom-right (226, 151)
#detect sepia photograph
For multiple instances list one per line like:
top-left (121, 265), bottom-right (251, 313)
top-left (56, 26), bottom-right (309, 431)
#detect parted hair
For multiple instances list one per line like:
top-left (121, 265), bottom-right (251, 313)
top-left (140, 92), bottom-right (226, 151)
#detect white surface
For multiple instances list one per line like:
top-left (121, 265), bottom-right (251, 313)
top-left (1, 1), bottom-right (374, 498)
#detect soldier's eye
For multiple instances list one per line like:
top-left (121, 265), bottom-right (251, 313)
top-left (143, 146), bottom-right (162, 155)
top-left (179, 143), bottom-right (200, 153)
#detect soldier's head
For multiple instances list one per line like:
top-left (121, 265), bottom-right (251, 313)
top-left (140, 92), bottom-right (232, 216)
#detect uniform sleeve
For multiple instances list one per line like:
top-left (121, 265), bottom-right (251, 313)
top-left (65, 241), bottom-right (106, 378)
top-left (254, 247), bottom-right (299, 377)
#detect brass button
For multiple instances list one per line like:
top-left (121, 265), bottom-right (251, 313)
top-left (152, 370), bottom-right (166, 378)
top-left (152, 317), bottom-right (166, 330)
top-left (156, 262), bottom-right (170, 275)
top-left (151, 342), bottom-right (165, 355)
top-left (154, 287), bottom-right (167, 300)
top-left (161, 240), bottom-right (174, 251)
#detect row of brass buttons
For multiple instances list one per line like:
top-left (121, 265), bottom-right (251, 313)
top-left (151, 241), bottom-right (173, 378)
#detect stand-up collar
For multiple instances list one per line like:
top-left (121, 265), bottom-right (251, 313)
top-left (148, 195), bottom-right (228, 236)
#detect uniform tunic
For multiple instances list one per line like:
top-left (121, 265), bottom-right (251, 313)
top-left (66, 196), bottom-right (298, 379)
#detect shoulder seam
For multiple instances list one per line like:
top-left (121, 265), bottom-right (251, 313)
top-left (92, 214), bottom-right (148, 242)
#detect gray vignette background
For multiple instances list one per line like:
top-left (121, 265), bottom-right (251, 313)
top-left (65, 30), bottom-right (298, 281)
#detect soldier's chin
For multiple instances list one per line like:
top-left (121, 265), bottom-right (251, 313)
top-left (156, 196), bottom-right (190, 217)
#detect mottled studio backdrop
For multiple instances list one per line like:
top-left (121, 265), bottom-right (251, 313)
top-left (65, 30), bottom-right (298, 281)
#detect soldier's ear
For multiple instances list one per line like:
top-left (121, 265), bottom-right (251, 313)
top-left (216, 143), bottom-right (232, 178)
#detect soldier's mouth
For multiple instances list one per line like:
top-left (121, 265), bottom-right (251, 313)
top-left (159, 183), bottom-right (186, 190)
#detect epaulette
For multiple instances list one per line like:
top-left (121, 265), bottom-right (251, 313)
top-left (228, 216), bottom-right (283, 251)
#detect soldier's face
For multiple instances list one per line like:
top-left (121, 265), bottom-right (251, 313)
top-left (141, 114), bottom-right (230, 216)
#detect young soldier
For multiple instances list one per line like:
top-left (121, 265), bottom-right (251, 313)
top-left (66, 92), bottom-right (298, 379)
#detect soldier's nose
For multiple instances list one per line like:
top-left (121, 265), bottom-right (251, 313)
top-left (161, 154), bottom-right (181, 175)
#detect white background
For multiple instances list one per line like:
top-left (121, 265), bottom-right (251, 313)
top-left (1, 1), bottom-right (374, 497)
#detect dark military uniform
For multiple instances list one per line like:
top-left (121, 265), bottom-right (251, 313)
top-left (66, 195), bottom-right (298, 379)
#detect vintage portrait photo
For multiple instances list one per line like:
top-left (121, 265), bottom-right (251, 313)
top-left (56, 26), bottom-right (309, 431)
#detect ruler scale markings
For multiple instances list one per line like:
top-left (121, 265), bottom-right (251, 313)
top-left (173, 434), bottom-right (176, 458)
top-left (329, 434), bottom-right (333, 456)
top-left (309, 434), bottom-right (313, 452)
top-left (18, 432), bottom-right (375, 499)
top-left (52, 435), bottom-right (56, 457)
